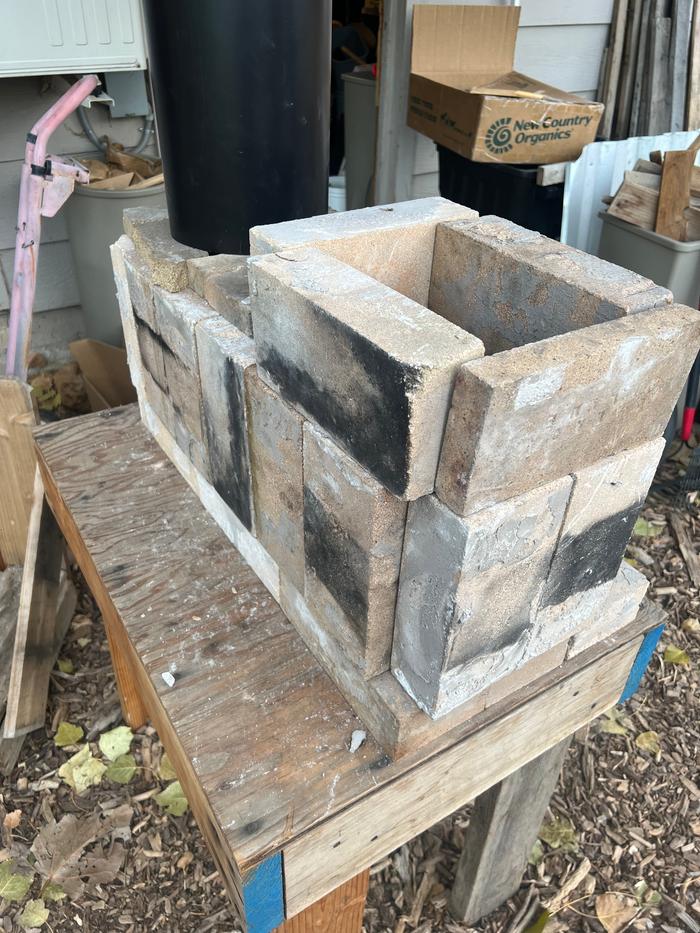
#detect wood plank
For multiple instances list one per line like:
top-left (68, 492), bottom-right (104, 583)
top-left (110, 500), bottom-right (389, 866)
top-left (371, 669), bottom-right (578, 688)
top-left (277, 871), bottom-right (369, 932)
top-left (614, 0), bottom-right (644, 137)
top-left (646, 8), bottom-right (672, 135)
top-left (3, 468), bottom-right (66, 737)
top-left (607, 179), bottom-right (659, 229)
top-left (599, 0), bottom-right (630, 139)
top-left (629, 0), bottom-right (652, 135)
top-left (33, 406), bottom-right (659, 883)
top-left (282, 638), bottom-right (640, 916)
top-left (0, 378), bottom-right (36, 566)
top-left (687, 0), bottom-right (700, 129)
top-left (449, 738), bottom-right (571, 924)
top-left (670, 513), bottom-right (700, 586)
top-left (655, 148), bottom-right (694, 239)
top-left (671, 0), bottom-right (693, 131)
top-left (537, 162), bottom-right (569, 186)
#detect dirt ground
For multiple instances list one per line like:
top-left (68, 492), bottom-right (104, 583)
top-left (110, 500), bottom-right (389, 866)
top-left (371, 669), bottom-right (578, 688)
top-left (0, 448), bottom-right (698, 933)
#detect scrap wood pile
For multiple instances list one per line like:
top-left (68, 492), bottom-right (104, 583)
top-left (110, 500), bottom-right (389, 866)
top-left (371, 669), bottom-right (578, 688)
top-left (81, 141), bottom-right (163, 191)
top-left (606, 134), bottom-right (700, 240)
top-left (599, 0), bottom-right (699, 140)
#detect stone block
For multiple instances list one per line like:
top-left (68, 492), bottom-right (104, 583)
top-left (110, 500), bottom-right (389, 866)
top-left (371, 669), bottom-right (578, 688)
top-left (141, 369), bottom-right (175, 435)
top-left (436, 303), bottom-right (700, 516)
top-left (196, 317), bottom-right (256, 532)
top-left (122, 238), bottom-right (158, 330)
top-left (250, 197), bottom-right (477, 305)
top-left (303, 422), bottom-right (407, 677)
top-left (153, 287), bottom-right (217, 371)
top-left (163, 351), bottom-right (204, 442)
top-left (187, 254), bottom-right (252, 334)
top-left (134, 319), bottom-right (167, 391)
top-left (245, 368), bottom-right (305, 590)
top-left (532, 439), bottom-right (664, 650)
top-left (250, 248), bottom-right (484, 499)
top-left (392, 476), bottom-right (572, 718)
top-left (111, 237), bottom-right (145, 397)
top-left (567, 562), bottom-right (649, 658)
top-left (123, 207), bottom-right (206, 292)
top-left (429, 216), bottom-right (672, 353)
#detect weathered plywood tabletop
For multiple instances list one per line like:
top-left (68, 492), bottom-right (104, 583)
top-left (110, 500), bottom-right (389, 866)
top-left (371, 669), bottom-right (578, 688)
top-left (33, 405), bottom-right (660, 924)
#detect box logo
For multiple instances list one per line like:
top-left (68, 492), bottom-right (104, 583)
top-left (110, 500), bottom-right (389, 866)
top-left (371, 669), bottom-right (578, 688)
top-left (485, 117), bottom-right (513, 154)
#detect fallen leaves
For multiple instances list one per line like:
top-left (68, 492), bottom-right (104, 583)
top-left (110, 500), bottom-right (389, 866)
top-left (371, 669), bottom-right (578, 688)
top-left (633, 517), bottom-right (665, 538)
top-left (157, 753), bottom-right (177, 782)
top-left (595, 892), bottom-right (638, 932)
top-left (58, 745), bottom-right (107, 794)
top-left (105, 754), bottom-right (137, 785)
top-left (54, 722), bottom-right (84, 748)
top-left (599, 708), bottom-right (630, 735)
top-left (538, 817), bottom-right (578, 853)
top-left (664, 644), bottom-right (690, 665)
top-left (18, 898), bottom-right (49, 930)
top-left (155, 781), bottom-right (189, 817)
top-left (635, 731), bottom-right (661, 755)
top-left (682, 617), bottom-right (700, 636)
top-left (0, 861), bottom-right (33, 902)
top-left (98, 725), bottom-right (133, 761)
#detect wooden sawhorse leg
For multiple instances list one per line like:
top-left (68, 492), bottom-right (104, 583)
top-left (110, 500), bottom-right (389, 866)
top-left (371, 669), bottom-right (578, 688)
top-left (275, 870), bottom-right (369, 933)
top-left (450, 737), bottom-right (571, 926)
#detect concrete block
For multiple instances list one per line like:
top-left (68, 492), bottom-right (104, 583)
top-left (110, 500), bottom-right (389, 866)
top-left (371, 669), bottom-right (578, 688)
top-left (111, 237), bottom-right (144, 397)
top-left (134, 318), bottom-right (167, 391)
top-left (123, 207), bottom-right (206, 292)
top-left (250, 197), bottom-right (477, 305)
top-left (250, 248), bottom-right (484, 499)
top-left (163, 351), bottom-right (204, 442)
top-left (187, 254), bottom-right (252, 335)
top-left (436, 303), bottom-right (700, 516)
top-left (430, 216), bottom-right (672, 353)
top-left (141, 369), bottom-right (175, 436)
top-left (122, 238), bottom-right (157, 330)
top-left (392, 476), bottom-right (572, 718)
top-left (245, 368), bottom-right (305, 590)
top-left (567, 562), bottom-right (648, 658)
top-left (303, 422), bottom-right (407, 677)
top-left (196, 316), bottom-right (256, 532)
top-left (153, 287), bottom-right (217, 371)
top-left (533, 439), bottom-right (664, 648)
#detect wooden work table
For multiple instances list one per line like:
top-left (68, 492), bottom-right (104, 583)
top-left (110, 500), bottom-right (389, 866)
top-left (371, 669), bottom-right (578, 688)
top-left (32, 405), bottom-right (664, 932)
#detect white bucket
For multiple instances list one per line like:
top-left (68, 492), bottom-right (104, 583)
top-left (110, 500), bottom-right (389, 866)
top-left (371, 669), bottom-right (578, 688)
top-left (328, 175), bottom-right (347, 213)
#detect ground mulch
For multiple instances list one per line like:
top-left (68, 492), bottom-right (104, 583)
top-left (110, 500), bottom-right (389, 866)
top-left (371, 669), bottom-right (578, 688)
top-left (0, 448), bottom-right (698, 933)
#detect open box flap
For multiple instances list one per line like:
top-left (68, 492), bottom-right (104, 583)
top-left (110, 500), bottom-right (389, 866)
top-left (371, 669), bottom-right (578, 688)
top-left (471, 71), bottom-right (601, 104)
top-left (411, 4), bottom-right (520, 77)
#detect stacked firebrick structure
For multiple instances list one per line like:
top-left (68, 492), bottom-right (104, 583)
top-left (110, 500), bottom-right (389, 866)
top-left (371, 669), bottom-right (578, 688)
top-left (111, 198), bottom-right (700, 755)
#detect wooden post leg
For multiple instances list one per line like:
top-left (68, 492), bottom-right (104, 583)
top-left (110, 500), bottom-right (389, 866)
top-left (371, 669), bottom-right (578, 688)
top-left (449, 737), bottom-right (571, 925)
top-left (275, 870), bottom-right (369, 933)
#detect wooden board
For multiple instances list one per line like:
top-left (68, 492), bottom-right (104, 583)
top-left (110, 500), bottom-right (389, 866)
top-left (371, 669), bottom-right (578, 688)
top-left (599, 0), bottom-right (630, 139)
top-left (607, 179), bottom-right (659, 228)
top-left (276, 871), bottom-right (369, 933)
top-left (688, 0), bottom-right (700, 129)
top-left (615, 0), bottom-right (644, 137)
top-left (656, 148), bottom-right (694, 239)
top-left (629, 0), bottom-right (652, 135)
top-left (0, 378), bottom-right (36, 567)
top-left (646, 7), bottom-right (672, 134)
top-left (3, 468), bottom-right (68, 737)
top-left (671, 0), bottom-right (693, 131)
top-left (33, 407), bottom-right (661, 924)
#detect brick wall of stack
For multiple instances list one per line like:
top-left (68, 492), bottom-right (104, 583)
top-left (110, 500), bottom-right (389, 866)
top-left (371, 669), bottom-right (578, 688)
top-left (112, 198), bottom-right (700, 739)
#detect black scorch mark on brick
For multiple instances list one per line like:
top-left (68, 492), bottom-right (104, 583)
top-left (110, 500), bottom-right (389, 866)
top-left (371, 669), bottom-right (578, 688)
top-left (303, 486), bottom-right (369, 639)
top-left (202, 356), bottom-right (253, 531)
top-left (541, 500), bottom-right (643, 607)
top-left (258, 313), bottom-right (418, 496)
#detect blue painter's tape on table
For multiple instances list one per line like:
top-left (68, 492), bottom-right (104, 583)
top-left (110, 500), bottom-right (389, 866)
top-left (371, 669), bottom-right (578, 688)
top-left (243, 851), bottom-right (285, 933)
top-left (619, 622), bottom-right (665, 704)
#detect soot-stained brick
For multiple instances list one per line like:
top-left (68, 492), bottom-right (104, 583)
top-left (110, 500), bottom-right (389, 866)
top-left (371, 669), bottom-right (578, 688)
top-left (541, 500), bottom-right (643, 607)
top-left (303, 486), bottom-right (370, 639)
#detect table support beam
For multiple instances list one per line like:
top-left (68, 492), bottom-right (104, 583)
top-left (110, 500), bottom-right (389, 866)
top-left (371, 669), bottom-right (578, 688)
top-left (449, 737), bottom-right (571, 925)
top-left (277, 870), bottom-right (369, 933)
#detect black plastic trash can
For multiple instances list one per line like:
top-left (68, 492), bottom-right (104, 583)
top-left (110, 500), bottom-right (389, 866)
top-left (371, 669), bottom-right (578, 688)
top-left (437, 145), bottom-right (564, 239)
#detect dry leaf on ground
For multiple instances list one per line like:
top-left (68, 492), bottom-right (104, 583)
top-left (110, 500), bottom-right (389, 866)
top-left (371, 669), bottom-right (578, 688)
top-left (595, 892), bottom-right (638, 932)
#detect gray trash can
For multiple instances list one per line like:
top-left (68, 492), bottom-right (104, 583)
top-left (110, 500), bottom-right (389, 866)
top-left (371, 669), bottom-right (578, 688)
top-left (64, 183), bottom-right (167, 347)
top-left (342, 72), bottom-right (376, 211)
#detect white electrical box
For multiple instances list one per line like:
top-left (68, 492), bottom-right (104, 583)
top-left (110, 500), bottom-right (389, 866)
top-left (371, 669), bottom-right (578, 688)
top-left (0, 0), bottom-right (147, 77)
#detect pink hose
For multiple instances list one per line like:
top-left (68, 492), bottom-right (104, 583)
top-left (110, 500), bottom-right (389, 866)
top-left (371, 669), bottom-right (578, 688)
top-left (5, 74), bottom-right (99, 379)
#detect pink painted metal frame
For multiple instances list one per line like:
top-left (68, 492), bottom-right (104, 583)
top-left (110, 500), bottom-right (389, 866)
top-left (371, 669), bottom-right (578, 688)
top-left (5, 74), bottom-right (99, 380)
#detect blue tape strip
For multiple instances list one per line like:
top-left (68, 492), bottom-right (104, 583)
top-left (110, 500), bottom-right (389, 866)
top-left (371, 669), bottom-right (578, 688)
top-left (619, 623), bottom-right (665, 704)
top-left (243, 851), bottom-right (285, 933)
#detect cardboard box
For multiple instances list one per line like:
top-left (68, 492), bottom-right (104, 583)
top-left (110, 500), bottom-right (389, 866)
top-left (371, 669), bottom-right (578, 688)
top-left (69, 339), bottom-right (137, 412)
top-left (407, 5), bottom-right (604, 165)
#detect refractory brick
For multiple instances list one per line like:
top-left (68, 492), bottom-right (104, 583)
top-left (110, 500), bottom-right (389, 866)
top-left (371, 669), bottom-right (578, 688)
top-left (249, 247), bottom-right (484, 499)
top-left (153, 287), bottom-right (217, 371)
top-left (436, 303), bottom-right (700, 516)
top-left (196, 317), bottom-right (256, 532)
top-left (250, 196), bottom-right (477, 305)
top-left (245, 368), bottom-right (305, 590)
top-left (123, 207), bottom-right (206, 292)
top-left (429, 216), bottom-right (672, 353)
top-left (303, 422), bottom-right (408, 677)
top-left (392, 476), bottom-right (572, 718)
top-left (187, 254), bottom-right (252, 336)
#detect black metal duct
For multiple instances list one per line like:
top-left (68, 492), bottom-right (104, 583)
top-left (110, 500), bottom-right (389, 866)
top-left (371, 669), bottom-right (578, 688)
top-left (143, 1), bottom-right (332, 255)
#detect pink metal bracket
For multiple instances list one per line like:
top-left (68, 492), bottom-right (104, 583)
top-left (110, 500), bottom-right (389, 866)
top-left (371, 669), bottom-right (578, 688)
top-left (5, 74), bottom-right (99, 380)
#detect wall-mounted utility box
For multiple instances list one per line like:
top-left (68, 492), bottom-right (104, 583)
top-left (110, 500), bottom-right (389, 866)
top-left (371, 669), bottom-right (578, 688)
top-left (0, 0), bottom-right (147, 77)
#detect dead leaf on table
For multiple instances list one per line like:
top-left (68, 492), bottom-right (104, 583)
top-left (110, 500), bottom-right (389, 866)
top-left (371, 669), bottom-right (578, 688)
top-left (595, 892), bottom-right (638, 932)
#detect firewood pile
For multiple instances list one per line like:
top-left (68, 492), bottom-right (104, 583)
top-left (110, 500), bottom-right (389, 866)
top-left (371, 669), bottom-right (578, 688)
top-left (605, 135), bottom-right (700, 241)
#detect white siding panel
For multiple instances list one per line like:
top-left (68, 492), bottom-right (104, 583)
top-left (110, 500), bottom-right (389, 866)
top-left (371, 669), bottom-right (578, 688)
top-left (410, 172), bottom-right (440, 198)
top-left (518, 0), bottom-right (614, 27)
top-left (0, 241), bottom-right (79, 312)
